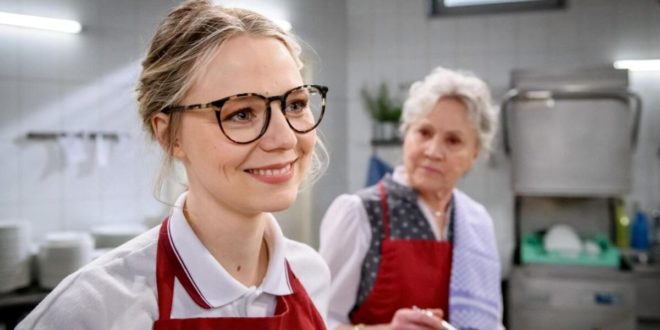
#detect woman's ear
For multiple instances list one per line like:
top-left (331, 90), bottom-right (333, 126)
top-left (151, 113), bottom-right (185, 159)
top-left (472, 144), bottom-right (481, 161)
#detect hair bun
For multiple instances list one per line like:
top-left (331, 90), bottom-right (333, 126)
top-left (169, 0), bottom-right (213, 21)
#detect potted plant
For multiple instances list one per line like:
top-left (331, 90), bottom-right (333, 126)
top-left (361, 83), bottom-right (402, 142)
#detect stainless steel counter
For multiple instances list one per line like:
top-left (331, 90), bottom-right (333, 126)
top-left (508, 265), bottom-right (637, 330)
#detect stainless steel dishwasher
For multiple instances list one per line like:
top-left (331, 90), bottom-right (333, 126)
top-left (501, 67), bottom-right (645, 330)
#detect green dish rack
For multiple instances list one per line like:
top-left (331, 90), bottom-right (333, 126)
top-left (520, 233), bottom-right (620, 268)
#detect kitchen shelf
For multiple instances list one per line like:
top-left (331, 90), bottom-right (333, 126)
top-left (370, 138), bottom-right (402, 146)
top-left (0, 285), bottom-right (50, 328)
top-left (25, 131), bottom-right (124, 142)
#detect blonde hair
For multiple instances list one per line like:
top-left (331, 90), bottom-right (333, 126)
top-left (136, 0), bottom-right (327, 198)
top-left (400, 66), bottom-right (498, 154)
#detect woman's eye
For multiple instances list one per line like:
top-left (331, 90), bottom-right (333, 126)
top-left (286, 100), bottom-right (307, 114)
top-left (447, 136), bottom-right (462, 145)
top-left (224, 109), bottom-right (255, 122)
top-left (417, 128), bottom-right (432, 138)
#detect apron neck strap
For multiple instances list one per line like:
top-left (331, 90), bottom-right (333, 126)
top-left (378, 181), bottom-right (391, 239)
top-left (156, 219), bottom-right (175, 320)
top-left (379, 179), bottom-right (457, 242)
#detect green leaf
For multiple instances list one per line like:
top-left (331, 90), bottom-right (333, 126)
top-left (360, 82), bottom-right (402, 122)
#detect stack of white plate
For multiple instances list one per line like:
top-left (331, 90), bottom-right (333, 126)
top-left (37, 231), bottom-right (93, 289)
top-left (91, 224), bottom-right (147, 249)
top-left (0, 221), bottom-right (31, 293)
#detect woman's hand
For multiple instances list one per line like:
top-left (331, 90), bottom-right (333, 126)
top-left (389, 307), bottom-right (444, 330)
top-left (338, 308), bottom-right (444, 330)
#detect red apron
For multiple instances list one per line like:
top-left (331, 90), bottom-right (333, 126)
top-left (153, 219), bottom-right (326, 329)
top-left (350, 181), bottom-right (453, 325)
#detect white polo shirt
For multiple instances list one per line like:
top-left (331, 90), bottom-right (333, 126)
top-left (319, 166), bottom-right (449, 329)
top-left (17, 192), bottom-right (330, 330)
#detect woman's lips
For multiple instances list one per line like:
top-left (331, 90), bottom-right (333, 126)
top-left (245, 161), bottom-right (295, 184)
top-left (420, 165), bottom-right (442, 175)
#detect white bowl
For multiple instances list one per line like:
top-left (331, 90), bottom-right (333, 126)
top-left (0, 221), bottom-right (31, 293)
top-left (91, 224), bottom-right (147, 249)
top-left (37, 231), bottom-right (93, 289)
top-left (544, 224), bottom-right (582, 257)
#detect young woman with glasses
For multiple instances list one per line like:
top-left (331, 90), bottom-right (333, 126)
top-left (18, 1), bottom-right (330, 329)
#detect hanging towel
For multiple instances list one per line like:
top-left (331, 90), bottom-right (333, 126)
top-left (449, 189), bottom-right (502, 330)
top-left (58, 134), bottom-right (88, 166)
top-left (365, 155), bottom-right (392, 187)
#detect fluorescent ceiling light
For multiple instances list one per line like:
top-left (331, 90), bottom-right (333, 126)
top-left (614, 59), bottom-right (660, 72)
top-left (273, 19), bottom-right (292, 32)
top-left (218, 1), bottom-right (292, 31)
top-left (445, 0), bottom-right (534, 6)
top-left (0, 11), bottom-right (82, 34)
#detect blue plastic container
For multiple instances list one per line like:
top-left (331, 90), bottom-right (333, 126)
top-left (631, 210), bottom-right (650, 250)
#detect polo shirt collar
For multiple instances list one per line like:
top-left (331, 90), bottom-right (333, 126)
top-left (167, 192), bottom-right (293, 309)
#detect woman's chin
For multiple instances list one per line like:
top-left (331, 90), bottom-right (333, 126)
top-left (411, 177), bottom-right (448, 194)
top-left (260, 192), bottom-right (298, 213)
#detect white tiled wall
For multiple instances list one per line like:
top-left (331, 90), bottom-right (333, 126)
top-left (2, 0), bottom-right (657, 272)
top-left (0, 0), bottom-right (348, 247)
top-left (0, 0), bottom-right (175, 242)
top-left (345, 0), bottom-right (660, 276)
top-left (630, 72), bottom-right (660, 213)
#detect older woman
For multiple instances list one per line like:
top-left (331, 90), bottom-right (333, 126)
top-left (320, 67), bottom-right (502, 330)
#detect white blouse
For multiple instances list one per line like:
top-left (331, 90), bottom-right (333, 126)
top-left (319, 167), bottom-right (449, 329)
top-left (18, 192), bottom-right (330, 330)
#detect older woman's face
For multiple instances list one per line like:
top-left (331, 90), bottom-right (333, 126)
top-left (403, 97), bottom-right (479, 195)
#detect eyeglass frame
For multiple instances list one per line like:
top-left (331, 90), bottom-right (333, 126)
top-left (162, 84), bottom-right (329, 144)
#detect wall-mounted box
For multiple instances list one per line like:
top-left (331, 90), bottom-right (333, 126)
top-left (502, 67), bottom-right (641, 196)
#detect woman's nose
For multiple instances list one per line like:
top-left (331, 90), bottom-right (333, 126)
top-left (259, 105), bottom-right (297, 151)
top-left (424, 139), bottom-right (446, 160)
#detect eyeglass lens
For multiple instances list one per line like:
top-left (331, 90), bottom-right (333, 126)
top-left (217, 86), bottom-right (324, 143)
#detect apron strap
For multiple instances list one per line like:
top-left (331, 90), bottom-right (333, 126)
top-left (156, 220), bottom-right (175, 321)
top-left (380, 179), bottom-right (457, 243)
top-left (378, 181), bottom-right (391, 240)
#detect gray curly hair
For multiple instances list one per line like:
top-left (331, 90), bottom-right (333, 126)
top-left (400, 66), bottom-right (498, 153)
